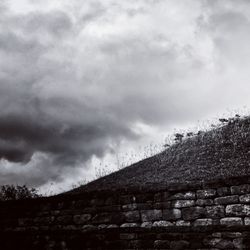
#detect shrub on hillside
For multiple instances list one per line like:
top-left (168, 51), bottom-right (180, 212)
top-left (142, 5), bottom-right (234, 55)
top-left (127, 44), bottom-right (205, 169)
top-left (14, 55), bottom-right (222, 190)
top-left (0, 185), bottom-right (40, 201)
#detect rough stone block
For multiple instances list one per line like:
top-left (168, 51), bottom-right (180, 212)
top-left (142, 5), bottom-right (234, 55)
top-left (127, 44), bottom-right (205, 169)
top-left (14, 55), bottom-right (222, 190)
top-left (231, 184), bottom-right (250, 195)
top-left (172, 199), bottom-right (195, 208)
top-left (169, 191), bottom-right (195, 200)
top-left (203, 237), bottom-right (221, 247)
top-left (193, 218), bottom-right (213, 226)
top-left (196, 199), bottom-right (213, 206)
top-left (141, 222), bottom-right (153, 228)
top-left (154, 240), bottom-right (170, 248)
top-left (162, 208), bottom-right (181, 220)
top-left (120, 233), bottom-right (136, 240)
top-left (154, 191), bottom-right (169, 202)
top-left (122, 203), bottom-right (137, 211)
top-left (34, 216), bottom-right (52, 225)
top-left (129, 239), bottom-right (154, 249)
top-left (212, 232), bottom-right (222, 237)
top-left (182, 207), bottom-right (204, 220)
top-left (105, 196), bottom-right (117, 205)
top-left (91, 213), bottom-right (112, 224)
top-left (136, 193), bottom-right (154, 203)
top-left (74, 200), bottom-right (88, 209)
top-left (81, 224), bottom-right (97, 232)
top-left (170, 240), bottom-right (189, 249)
top-left (239, 194), bottom-right (250, 203)
top-left (98, 224), bottom-right (107, 229)
top-left (124, 211), bottom-right (140, 222)
top-left (154, 201), bottom-right (171, 209)
top-left (205, 205), bottom-right (224, 218)
top-left (197, 189), bottom-right (216, 199)
top-left (136, 202), bottom-right (153, 210)
top-left (226, 204), bottom-right (250, 216)
top-left (244, 217), bottom-right (250, 225)
top-left (105, 240), bottom-right (129, 249)
top-left (107, 224), bottom-right (119, 228)
top-left (90, 198), bottom-right (104, 206)
top-left (120, 195), bottom-right (136, 204)
top-left (153, 220), bottom-right (173, 227)
top-left (120, 223), bottom-right (140, 227)
top-left (233, 238), bottom-right (244, 250)
top-left (215, 195), bottom-right (238, 205)
top-left (222, 232), bottom-right (242, 238)
top-left (92, 212), bottom-right (124, 224)
top-left (73, 214), bottom-right (91, 224)
top-left (56, 215), bottom-right (72, 224)
top-left (176, 220), bottom-right (191, 226)
top-left (217, 187), bottom-right (231, 196)
top-left (101, 205), bottom-right (121, 212)
top-left (141, 209), bottom-right (162, 222)
top-left (220, 217), bottom-right (243, 226)
top-left (207, 239), bottom-right (234, 249)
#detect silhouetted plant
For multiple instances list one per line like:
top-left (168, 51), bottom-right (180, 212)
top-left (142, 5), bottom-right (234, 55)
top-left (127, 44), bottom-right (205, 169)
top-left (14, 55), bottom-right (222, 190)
top-left (219, 118), bottom-right (228, 123)
top-left (0, 185), bottom-right (40, 201)
top-left (186, 132), bottom-right (194, 137)
top-left (174, 133), bottom-right (184, 143)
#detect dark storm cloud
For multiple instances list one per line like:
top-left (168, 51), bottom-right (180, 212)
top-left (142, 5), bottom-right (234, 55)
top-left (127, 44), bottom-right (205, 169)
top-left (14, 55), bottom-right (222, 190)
top-left (1, 0), bottom-right (250, 188)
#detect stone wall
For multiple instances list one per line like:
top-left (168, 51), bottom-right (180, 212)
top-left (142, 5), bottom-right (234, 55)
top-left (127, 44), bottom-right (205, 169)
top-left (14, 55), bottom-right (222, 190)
top-left (2, 176), bottom-right (250, 249)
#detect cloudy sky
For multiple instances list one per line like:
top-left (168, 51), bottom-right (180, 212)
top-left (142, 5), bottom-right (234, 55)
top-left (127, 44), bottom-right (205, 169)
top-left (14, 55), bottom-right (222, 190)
top-left (1, 0), bottom-right (250, 193)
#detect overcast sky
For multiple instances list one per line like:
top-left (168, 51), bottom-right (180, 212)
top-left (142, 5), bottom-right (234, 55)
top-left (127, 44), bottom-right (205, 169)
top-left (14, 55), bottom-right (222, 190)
top-left (1, 0), bottom-right (250, 193)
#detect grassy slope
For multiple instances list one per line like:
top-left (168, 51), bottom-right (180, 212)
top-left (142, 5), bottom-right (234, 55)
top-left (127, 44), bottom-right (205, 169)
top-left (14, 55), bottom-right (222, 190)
top-left (70, 117), bottom-right (250, 193)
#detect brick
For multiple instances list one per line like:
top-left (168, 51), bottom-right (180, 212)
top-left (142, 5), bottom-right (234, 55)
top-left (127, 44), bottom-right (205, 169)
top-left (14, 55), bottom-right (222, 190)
top-left (90, 198), bottom-right (104, 206)
top-left (231, 184), bottom-right (250, 195)
top-left (239, 194), bottom-right (250, 203)
top-left (182, 207), bottom-right (204, 220)
top-left (107, 224), bottom-right (119, 228)
top-left (122, 203), bottom-right (137, 211)
top-left (120, 223), bottom-right (140, 227)
top-left (176, 220), bottom-right (191, 226)
top-left (120, 233), bottom-right (136, 240)
top-left (170, 240), bottom-right (189, 249)
top-left (162, 209), bottom-right (181, 220)
top-left (136, 193), bottom-right (154, 203)
top-left (197, 189), bottom-right (216, 199)
top-left (123, 211), bottom-right (140, 222)
top-left (220, 217), bottom-right (243, 226)
top-left (153, 220), bottom-right (173, 227)
top-left (193, 218), bottom-right (213, 226)
top-left (196, 199), bottom-right (213, 206)
top-left (81, 224), bottom-right (97, 232)
top-left (217, 187), bottom-right (231, 196)
top-left (244, 217), bottom-right (250, 225)
top-left (169, 191), bottom-right (195, 200)
top-left (141, 222), bottom-right (153, 228)
top-left (233, 238), bottom-right (244, 249)
top-left (120, 195), bottom-right (136, 204)
top-left (222, 232), bottom-right (242, 238)
top-left (226, 204), bottom-right (250, 216)
top-left (172, 200), bottom-right (195, 208)
top-left (129, 239), bottom-right (154, 248)
top-left (73, 214), bottom-right (91, 224)
top-left (154, 240), bottom-right (170, 248)
top-left (105, 196), bottom-right (118, 205)
top-left (154, 201), bottom-right (171, 209)
top-left (92, 212), bottom-right (125, 224)
top-left (141, 209), bottom-right (162, 222)
top-left (205, 205), bottom-right (224, 218)
top-left (214, 195), bottom-right (238, 205)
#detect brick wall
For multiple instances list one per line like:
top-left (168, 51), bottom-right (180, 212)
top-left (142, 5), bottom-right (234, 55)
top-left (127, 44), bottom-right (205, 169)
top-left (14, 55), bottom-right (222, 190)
top-left (2, 177), bottom-right (250, 249)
